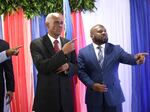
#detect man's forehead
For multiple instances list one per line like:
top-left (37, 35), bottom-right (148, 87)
top-left (52, 13), bottom-right (63, 18)
top-left (53, 13), bottom-right (62, 16)
top-left (46, 13), bottom-right (63, 21)
top-left (94, 25), bottom-right (104, 29)
top-left (51, 14), bottom-right (63, 21)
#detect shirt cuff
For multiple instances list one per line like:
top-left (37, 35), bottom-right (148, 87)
top-left (0, 51), bottom-right (10, 63)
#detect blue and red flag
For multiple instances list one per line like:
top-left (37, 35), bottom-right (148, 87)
top-left (63, 0), bottom-right (73, 40)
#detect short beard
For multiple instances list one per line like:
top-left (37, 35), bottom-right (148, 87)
top-left (102, 37), bottom-right (108, 44)
top-left (93, 37), bottom-right (108, 45)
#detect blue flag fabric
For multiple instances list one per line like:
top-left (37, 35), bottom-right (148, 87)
top-left (0, 17), bottom-right (3, 39)
top-left (63, 0), bottom-right (73, 40)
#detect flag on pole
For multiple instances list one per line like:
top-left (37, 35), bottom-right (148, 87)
top-left (63, 0), bottom-right (73, 40)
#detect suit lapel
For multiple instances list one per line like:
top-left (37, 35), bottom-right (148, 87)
top-left (89, 44), bottom-right (102, 70)
top-left (60, 37), bottom-right (67, 47)
top-left (43, 34), bottom-right (55, 55)
top-left (102, 43), bottom-right (113, 70)
top-left (43, 35), bottom-right (67, 55)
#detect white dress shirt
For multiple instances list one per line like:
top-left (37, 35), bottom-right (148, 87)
top-left (48, 34), bottom-right (62, 49)
top-left (0, 51), bottom-right (8, 63)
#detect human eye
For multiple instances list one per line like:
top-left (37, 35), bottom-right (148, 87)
top-left (98, 30), bottom-right (103, 33)
top-left (55, 21), bottom-right (63, 25)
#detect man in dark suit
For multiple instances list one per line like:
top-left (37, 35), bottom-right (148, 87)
top-left (30, 12), bottom-right (77, 112)
top-left (77, 24), bottom-right (148, 112)
top-left (0, 39), bottom-right (21, 112)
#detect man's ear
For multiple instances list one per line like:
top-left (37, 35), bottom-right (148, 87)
top-left (91, 35), bottom-right (94, 39)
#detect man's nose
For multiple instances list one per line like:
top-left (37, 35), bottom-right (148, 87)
top-left (59, 23), bottom-right (63, 28)
top-left (58, 21), bottom-right (63, 27)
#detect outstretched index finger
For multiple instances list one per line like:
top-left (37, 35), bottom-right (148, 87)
top-left (140, 52), bottom-right (149, 56)
top-left (69, 38), bottom-right (77, 43)
top-left (15, 45), bottom-right (23, 50)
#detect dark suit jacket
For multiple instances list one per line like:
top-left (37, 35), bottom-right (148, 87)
top-left (0, 39), bottom-right (14, 112)
top-left (30, 34), bottom-right (77, 112)
top-left (78, 43), bottom-right (137, 107)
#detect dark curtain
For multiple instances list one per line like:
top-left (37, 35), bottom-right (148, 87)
top-left (130, 0), bottom-right (150, 112)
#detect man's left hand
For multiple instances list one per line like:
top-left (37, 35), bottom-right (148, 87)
top-left (56, 63), bottom-right (69, 74)
top-left (135, 52), bottom-right (149, 64)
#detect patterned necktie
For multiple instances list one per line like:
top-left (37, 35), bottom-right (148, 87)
top-left (53, 40), bottom-right (60, 53)
top-left (98, 46), bottom-right (104, 67)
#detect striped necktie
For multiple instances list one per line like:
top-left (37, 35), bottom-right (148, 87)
top-left (98, 46), bottom-right (104, 67)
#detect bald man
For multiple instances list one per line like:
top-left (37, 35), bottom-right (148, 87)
top-left (30, 12), bottom-right (77, 112)
top-left (77, 24), bottom-right (148, 112)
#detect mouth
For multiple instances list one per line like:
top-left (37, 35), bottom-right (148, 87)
top-left (100, 35), bottom-right (108, 43)
top-left (56, 29), bottom-right (62, 33)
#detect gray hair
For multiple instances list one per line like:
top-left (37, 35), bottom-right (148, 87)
top-left (45, 13), bottom-right (62, 24)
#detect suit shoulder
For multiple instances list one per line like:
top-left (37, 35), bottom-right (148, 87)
top-left (0, 39), bottom-right (9, 45)
top-left (30, 37), bottom-right (44, 50)
top-left (107, 43), bottom-right (121, 48)
top-left (30, 34), bottom-right (47, 46)
top-left (107, 43), bottom-right (124, 54)
top-left (0, 39), bottom-right (9, 50)
top-left (107, 43), bottom-right (115, 47)
top-left (79, 44), bottom-right (91, 52)
top-left (31, 38), bottom-right (41, 44)
top-left (60, 37), bottom-right (70, 42)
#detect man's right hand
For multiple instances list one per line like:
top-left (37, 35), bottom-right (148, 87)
top-left (92, 83), bottom-right (108, 93)
top-left (6, 45), bottom-right (23, 57)
top-left (62, 39), bottom-right (77, 54)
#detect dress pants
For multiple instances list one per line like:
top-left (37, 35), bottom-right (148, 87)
top-left (0, 87), bottom-right (4, 112)
top-left (87, 94), bottom-right (122, 112)
top-left (59, 106), bottom-right (64, 112)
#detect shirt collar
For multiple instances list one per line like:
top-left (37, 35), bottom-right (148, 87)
top-left (47, 34), bottom-right (61, 45)
top-left (92, 42), bottom-right (105, 50)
